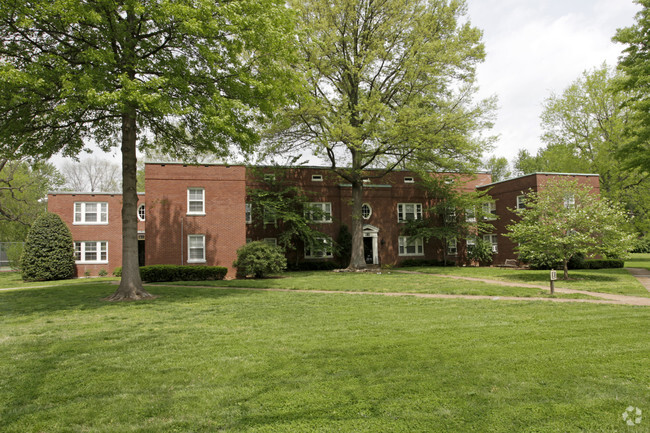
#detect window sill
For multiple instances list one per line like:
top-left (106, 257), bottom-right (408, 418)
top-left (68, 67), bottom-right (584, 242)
top-left (73, 222), bottom-right (109, 225)
top-left (75, 261), bottom-right (108, 265)
top-left (187, 213), bottom-right (206, 216)
top-left (187, 259), bottom-right (206, 264)
top-left (398, 253), bottom-right (424, 257)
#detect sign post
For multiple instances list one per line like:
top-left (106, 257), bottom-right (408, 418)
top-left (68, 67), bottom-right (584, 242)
top-left (550, 269), bottom-right (557, 295)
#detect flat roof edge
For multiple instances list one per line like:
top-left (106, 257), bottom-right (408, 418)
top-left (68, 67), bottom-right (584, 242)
top-left (477, 172), bottom-right (600, 188)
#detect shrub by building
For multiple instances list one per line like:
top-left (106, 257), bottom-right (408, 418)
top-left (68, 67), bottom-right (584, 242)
top-left (234, 241), bottom-right (287, 278)
top-left (21, 212), bottom-right (75, 281)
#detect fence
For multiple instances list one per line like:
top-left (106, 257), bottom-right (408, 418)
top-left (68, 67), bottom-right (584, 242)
top-left (0, 242), bottom-right (23, 268)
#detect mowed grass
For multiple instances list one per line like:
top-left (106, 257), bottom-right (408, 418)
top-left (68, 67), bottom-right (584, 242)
top-left (1, 282), bottom-right (649, 432)
top-left (174, 272), bottom-right (599, 299)
top-left (626, 253), bottom-right (650, 270)
top-left (404, 266), bottom-right (650, 298)
top-left (0, 271), bottom-right (118, 289)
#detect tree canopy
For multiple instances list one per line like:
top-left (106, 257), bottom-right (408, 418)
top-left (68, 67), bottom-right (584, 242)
top-left (506, 178), bottom-right (634, 279)
top-left (272, 0), bottom-right (495, 268)
top-left (0, 0), bottom-right (299, 299)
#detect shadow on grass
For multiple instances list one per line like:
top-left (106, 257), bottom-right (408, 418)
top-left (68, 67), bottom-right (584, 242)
top-left (0, 282), bottom-right (265, 319)
top-left (501, 272), bottom-right (620, 284)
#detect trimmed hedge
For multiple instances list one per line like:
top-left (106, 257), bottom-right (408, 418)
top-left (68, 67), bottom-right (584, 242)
top-left (530, 258), bottom-right (624, 270)
top-left (287, 261), bottom-right (339, 271)
top-left (111, 265), bottom-right (227, 282)
top-left (21, 212), bottom-right (75, 281)
top-left (399, 259), bottom-right (456, 267)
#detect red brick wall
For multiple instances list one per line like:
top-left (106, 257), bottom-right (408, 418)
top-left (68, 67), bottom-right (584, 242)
top-left (245, 167), bottom-right (493, 266)
top-left (480, 173), bottom-right (601, 264)
top-left (47, 192), bottom-right (144, 276)
top-left (145, 163), bottom-right (246, 278)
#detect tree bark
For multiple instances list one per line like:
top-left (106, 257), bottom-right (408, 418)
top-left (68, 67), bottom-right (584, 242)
top-left (348, 180), bottom-right (367, 269)
top-left (562, 259), bottom-right (569, 280)
top-left (106, 110), bottom-right (153, 301)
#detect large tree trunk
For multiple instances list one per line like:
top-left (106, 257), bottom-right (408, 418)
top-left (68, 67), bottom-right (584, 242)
top-left (562, 259), bottom-right (569, 280)
top-left (347, 180), bottom-right (367, 269)
top-left (106, 110), bottom-right (153, 301)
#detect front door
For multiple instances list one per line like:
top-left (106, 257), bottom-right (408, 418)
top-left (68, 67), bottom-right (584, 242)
top-left (363, 237), bottom-right (373, 264)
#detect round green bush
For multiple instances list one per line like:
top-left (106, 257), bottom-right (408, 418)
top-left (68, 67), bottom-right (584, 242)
top-left (234, 241), bottom-right (287, 278)
top-left (21, 212), bottom-right (75, 281)
top-left (467, 238), bottom-right (494, 266)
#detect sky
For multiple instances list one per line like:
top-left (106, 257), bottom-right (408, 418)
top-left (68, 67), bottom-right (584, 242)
top-left (465, 0), bottom-right (641, 163)
top-left (54, 0), bottom-right (642, 170)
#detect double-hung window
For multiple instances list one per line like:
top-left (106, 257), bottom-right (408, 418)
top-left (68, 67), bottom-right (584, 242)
top-left (305, 237), bottom-right (333, 258)
top-left (187, 188), bottom-right (205, 215)
top-left (306, 202), bottom-right (332, 223)
top-left (74, 202), bottom-right (108, 224)
top-left (188, 235), bottom-right (206, 263)
top-left (74, 241), bottom-right (108, 263)
top-left (516, 195), bottom-right (526, 210)
top-left (398, 236), bottom-right (424, 256)
top-left (482, 201), bottom-right (497, 220)
top-left (397, 203), bottom-right (422, 222)
top-left (447, 238), bottom-right (458, 255)
top-left (245, 203), bottom-right (252, 224)
top-left (483, 234), bottom-right (498, 253)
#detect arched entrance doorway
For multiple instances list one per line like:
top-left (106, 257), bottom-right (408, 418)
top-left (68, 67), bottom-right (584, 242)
top-left (363, 224), bottom-right (379, 265)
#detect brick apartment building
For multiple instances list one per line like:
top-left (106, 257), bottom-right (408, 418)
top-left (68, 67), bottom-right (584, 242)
top-left (47, 164), bottom-right (600, 278)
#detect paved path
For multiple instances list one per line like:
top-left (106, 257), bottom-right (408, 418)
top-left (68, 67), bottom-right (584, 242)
top-left (626, 268), bottom-right (650, 293)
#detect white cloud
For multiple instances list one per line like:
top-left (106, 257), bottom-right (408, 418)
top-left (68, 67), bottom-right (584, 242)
top-left (466, 0), bottom-right (641, 163)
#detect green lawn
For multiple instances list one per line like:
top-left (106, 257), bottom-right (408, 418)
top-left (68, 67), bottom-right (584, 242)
top-left (625, 253), bottom-right (650, 270)
top-left (170, 272), bottom-right (602, 299)
top-left (402, 265), bottom-right (650, 298)
top-left (0, 271), bottom-right (118, 289)
top-left (1, 282), bottom-right (648, 432)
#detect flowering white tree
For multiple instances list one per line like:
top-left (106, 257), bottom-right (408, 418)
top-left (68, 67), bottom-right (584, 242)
top-left (506, 178), bottom-right (634, 279)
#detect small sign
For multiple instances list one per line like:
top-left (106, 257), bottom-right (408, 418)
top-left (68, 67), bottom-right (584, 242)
top-left (550, 269), bottom-right (557, 281)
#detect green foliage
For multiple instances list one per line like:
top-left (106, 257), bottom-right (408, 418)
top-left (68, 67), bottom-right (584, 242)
top-left (3, 242), bottom-right (24, 271)
top-left (506, 178), bottom-right (635, 279)
top-left (112, 267), bottom-right (122, 278)
top-left (0, 159), bottom-right (63, 242)
top-left (21, 212), bottom-right (75, 281)
top-left (614, 3), bottom-right (650, 174)
top-left (248, 169), bottom-right (329, 256)
top-left (234, 241), bottom-right (287, 278)
top-left (482, 156), bottom-right (511, 182)
top-left (286, 261), bottom-right (339, 271)
top-left (139, 265), bottom-right (227, 282)
top-left (98, 269), bottom-right (108, 277)
top-left (467, 238), bottom-right (494, 266)
top-left (271, 0), bottom-right (495, 267)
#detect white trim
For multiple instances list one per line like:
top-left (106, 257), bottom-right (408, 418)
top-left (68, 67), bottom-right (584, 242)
top-left (447, 238), bottom-right (458, 255)
top-left (398, 236), bottom-right (424, 256)
top-left (73, 202), bottom-right (108, 225)
top-left (74, 241), bottom-right (108, 264)
top-left (187, 188), bottom-right (205, 215)
top-left (137, 204), bottom-right (146, 221)
top-left (187, 234), bottom-right (206, 263)
top-left (361, 203), bottom-right (372, 219)
top-left (245, 203), bottom-right (252, 224)
top-left (404, 177), bottom-right (415, 183)
top-left (516, 195), bottom-right (526, 210)
top-left (304, 237), bottom-right (333, 258)
top-left (397, 203), bottom-right (422, 222)
top-left (311, 174), bottom-right (323, 182)
top-left (483, 234), bottom-right (498, 253)
top-left (306, 202), bottom-right (332, 223)
top-left (363, 225), bottom-right (379, 265)
top-left (482, 201), bottom-right (497, 220)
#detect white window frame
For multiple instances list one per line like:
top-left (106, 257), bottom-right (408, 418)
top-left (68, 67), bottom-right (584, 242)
top-left (245, 203), bottom-right (252, 224)
top-left (398, 236), bottom-right (424, 256)
top-left (306, 202), bottom-right (332, 223)
top-left (482, 201), bottom-right (497, 220)
top-left (304, 237), bottom-right (334, 258)
top-left (187, 188), bottom-right (205, 215)
top-left (397, 203), bottom-right (423, 222)
top-left (311, 174), bottom-right (323, 182)
top-left (73, 202), bottom-right (108, 225)
top-left (465, 207), bottom-right (476, 223)
top-left (483, 234), bottom-right (498, 253)
top-left (137, 204), bottom-right (145, 222)
top-left (466, 237), bottom-right (477, 251)
top-left (447, 238), bottom-right (458, 255)
top-left (74, 241), bottom-right (108, 264)
top-left (187, 234), bottom-right (206, 263)
top-left (516, 195), bottom-right (526, 210)
top-left (564, 194), bottom-right (576, 209)
top-left (361, 203), bottom-right (372, 220)
top-left (404, 177), bottom-right (415, 183)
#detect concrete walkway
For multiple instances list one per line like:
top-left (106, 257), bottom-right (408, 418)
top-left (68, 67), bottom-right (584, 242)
top-left (626, 268), bottom-right (650, 293)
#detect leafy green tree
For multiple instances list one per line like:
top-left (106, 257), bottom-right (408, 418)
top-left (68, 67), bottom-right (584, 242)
top-left (514, 65), bottom-right (650, 236)
top-left (613, 1), bottom-right (650, 174)
top-left (272, 0), bottom-right (495, 269)
top-left (248, 170), bottom-right (329, 264)
top-left (21, 212), bottom-right (75, 281)
top-left (403, 174), bottom-right (495, 265)
top-left (234, 241), bottom-right (287, 278)
top-left (0, 158), bottom-right (63, 242)
top-left (0, 0), bottom-right (299, 300)
top-left (506, 178), bottom-right (634, 279)
top-left (482, 156), bottom-right (511, 182)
